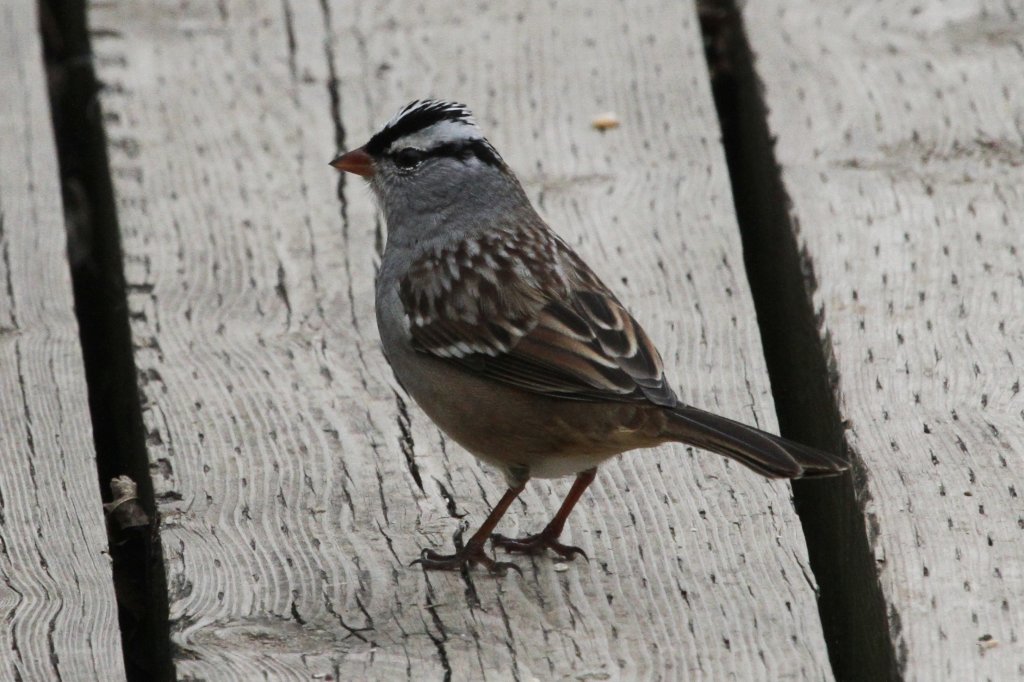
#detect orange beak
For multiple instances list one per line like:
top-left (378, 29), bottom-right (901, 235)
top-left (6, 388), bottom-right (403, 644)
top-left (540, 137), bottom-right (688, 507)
top-left (329, 147), bottom-right (375, 177)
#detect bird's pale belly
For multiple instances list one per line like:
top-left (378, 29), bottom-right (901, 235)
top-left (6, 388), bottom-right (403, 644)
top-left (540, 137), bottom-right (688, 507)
top-left (388, 343), bottom-right (666, 480)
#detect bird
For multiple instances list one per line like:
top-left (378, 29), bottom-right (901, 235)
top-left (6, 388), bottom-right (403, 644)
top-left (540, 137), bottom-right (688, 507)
top-left (330, 99), bottom-right (847, 573)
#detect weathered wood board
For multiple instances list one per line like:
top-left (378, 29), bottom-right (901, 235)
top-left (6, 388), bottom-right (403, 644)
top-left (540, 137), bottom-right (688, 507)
top-left (745, 0), bottom-right (1024, 678)
top-left (90, 0), bottom-right (835, 677)
top-left (0, 3), bottom-right (126, 680)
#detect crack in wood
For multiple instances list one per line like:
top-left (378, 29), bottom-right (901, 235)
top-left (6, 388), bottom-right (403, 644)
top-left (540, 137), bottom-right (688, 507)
top-left (421, 584), bottom-right (454, 682)
top-left (394, 391), bottom-right (425, 493)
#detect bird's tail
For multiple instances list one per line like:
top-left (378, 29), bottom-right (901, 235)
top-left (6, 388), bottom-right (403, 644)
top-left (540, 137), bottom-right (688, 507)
top-left (663, 404), bottom-right (848, 479)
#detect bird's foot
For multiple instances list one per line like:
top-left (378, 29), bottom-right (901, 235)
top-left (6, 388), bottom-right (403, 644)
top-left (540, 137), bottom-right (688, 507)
top-left (412, 545), bottom-right (521, 575)
top-left (491, 530), bottom-right (588, 562)
top-left (411, 524), bottom-right (521, 575)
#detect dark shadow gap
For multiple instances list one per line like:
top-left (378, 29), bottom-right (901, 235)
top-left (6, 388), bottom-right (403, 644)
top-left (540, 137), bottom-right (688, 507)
top-left (697, 2), bottom-right (902, 680)
top-left (40, 1), bottom-right (173, 679)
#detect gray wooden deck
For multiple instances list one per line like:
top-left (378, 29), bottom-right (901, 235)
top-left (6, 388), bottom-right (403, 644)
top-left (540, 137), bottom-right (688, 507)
top-left (0, 0), bottom-right (1020, 679)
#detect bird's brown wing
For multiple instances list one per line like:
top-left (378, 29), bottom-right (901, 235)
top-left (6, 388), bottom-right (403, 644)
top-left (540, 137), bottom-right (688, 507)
top-left (399, 227), bottom-right (677, 406)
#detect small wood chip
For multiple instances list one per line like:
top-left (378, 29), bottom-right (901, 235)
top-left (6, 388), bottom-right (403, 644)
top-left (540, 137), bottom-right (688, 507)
top-left (553, 562), bottom-right (570, 572)
top-left (103, 476), bottom-right (149, 530)
top-left (591, 112), bottom-right (620, 131)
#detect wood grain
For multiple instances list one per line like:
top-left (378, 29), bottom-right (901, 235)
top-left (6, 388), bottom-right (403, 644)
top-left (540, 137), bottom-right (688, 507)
top-left (90, 0), bottom-right (834, 677)
top-left (744, 0), bottom-right (1024, 678)
top-left (0, 3), bottom-right (126, 680)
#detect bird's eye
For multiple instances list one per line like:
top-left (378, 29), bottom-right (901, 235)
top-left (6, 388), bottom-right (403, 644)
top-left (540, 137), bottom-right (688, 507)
top-left (394, 148), bottom-right (425, 169)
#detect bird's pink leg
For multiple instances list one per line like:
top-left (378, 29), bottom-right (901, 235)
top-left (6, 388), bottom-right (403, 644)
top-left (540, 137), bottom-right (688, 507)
top-left (492, 468), bottom-right (596, 561)
top-left (414, 482), bottom-right (525, 574)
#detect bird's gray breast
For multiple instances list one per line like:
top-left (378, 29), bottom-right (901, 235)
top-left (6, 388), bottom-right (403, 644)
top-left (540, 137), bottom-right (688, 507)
top-left (375, 258), bottom-right (415, 364)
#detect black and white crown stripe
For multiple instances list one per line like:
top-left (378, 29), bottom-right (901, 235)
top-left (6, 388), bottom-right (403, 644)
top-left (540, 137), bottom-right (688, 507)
top-left (365, 99), bottom-right (504, 167)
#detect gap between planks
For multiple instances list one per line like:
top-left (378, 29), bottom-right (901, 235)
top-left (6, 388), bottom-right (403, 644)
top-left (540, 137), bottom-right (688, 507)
top-left (40, 0), bottom-right (174, 678)
top-left (697, 1), bottom-right (900, 680)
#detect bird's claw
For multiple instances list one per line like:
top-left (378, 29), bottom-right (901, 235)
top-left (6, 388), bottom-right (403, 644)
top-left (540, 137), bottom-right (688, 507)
top-left (411, 546), bottom-right (522, 576)
top-left (491, 532), bottom-right (589, 562)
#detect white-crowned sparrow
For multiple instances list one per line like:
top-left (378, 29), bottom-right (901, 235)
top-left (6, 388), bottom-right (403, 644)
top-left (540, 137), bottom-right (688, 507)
top-left (331, 100), bottom-right (847, 573)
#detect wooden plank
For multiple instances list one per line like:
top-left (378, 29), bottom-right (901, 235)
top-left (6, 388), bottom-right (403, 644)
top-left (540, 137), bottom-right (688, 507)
top-left (744, 1), bottom-right (1024, 678)
top-left (0, 3), bottom-right (126, 680)
top-left (90, 0), bottom-right (835, 677)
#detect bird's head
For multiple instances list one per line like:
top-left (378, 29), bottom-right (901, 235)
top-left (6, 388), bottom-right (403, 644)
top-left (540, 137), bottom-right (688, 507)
top-left (332, 99), bottom-right (515, 204)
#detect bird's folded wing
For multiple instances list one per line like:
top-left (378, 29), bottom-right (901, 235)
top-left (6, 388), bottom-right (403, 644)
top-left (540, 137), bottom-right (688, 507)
top-left (399, 230), bottom-right (677, 406)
